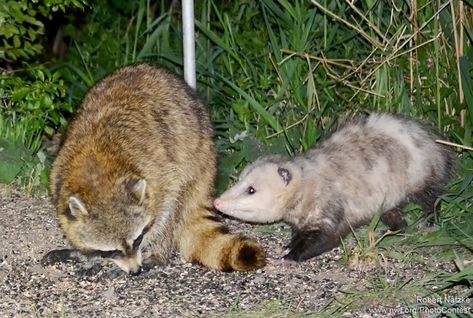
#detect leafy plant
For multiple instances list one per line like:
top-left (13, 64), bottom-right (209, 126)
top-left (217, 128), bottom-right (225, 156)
top-left (0, 0), bottom-right (87, 191)
top-left (0, 137), bottom-right (32, 184)
top-left (1, 66), bottom-right (72, 146)
top-left (0, 0), bottom-right (87, 62)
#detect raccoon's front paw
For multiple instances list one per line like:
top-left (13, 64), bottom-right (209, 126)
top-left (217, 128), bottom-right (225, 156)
top-left (97, 267), bottom-right (125, 280)
top-left (141, 257), bottom-right (160, 272)
top-left (76, 263), bottom-right (103, 277)
top-left (41, 248), bottom-right (84, 266)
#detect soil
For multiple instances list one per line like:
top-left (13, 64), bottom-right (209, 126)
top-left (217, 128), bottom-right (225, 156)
top-left (0, 189), bottom-right (463, 318)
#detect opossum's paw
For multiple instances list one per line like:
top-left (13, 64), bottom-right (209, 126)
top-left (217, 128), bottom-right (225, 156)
top-left (422, 215), bottom-right (440, 230)
top-left (41, 248), bottom-right (85, 266)
top-left (423, 223), bottom-right (440, 233)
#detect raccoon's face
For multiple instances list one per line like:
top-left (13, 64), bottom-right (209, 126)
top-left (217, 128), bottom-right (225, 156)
top-left (60, 178), bottom-right (154, 274)
top-left (214, 163), bottom-right (293, 223)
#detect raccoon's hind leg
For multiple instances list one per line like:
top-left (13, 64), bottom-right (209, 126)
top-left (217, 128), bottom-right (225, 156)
top-left (381, 208), bottom-right (407, 231)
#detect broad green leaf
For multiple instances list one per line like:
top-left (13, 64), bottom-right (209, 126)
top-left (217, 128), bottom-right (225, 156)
top-left (0, 137), bottom-right (32, 184)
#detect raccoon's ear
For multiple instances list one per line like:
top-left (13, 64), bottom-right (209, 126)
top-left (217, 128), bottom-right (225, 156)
top-left (277, 167), bottom-right (292, 186)
top-left (127, 179), bottom-right (147, 205)
top-left (68, 196), bottom-right (88, 217)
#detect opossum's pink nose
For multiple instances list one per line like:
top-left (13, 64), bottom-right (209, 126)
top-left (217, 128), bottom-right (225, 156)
top-left (213, 198), bottom-right (223, 210)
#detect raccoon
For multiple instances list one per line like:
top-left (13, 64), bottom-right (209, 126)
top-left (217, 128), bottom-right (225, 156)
top-left (214, 113), bottom-right (455, 262)
top-left (47, 63), bottom-right (266, 274)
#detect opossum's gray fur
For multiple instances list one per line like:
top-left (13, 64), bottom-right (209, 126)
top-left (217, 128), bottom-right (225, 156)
top-left (214, 113), bottom-right (455, 261)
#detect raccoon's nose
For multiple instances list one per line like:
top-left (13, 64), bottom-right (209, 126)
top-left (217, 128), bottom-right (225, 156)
top-left (129, 265), bottom-right (142, 276)
top-left (213, 198), bottom-right (223, 210)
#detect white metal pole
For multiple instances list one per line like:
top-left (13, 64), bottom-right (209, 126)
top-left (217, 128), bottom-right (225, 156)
top-left (182, 0), bottom-right (196, 89)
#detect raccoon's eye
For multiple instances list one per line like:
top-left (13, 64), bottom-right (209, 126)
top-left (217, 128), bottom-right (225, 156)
top-left (247, 186), bottom-right (256, 195)
top-left (132, 233), bottom-right (144, 250)
top-left (131, 219), bottom-right (154, 250)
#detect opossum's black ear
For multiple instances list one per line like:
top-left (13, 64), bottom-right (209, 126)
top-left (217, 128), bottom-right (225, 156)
top-left (278, 167), bottom-right (292, 186)
top-left (126, 179), bottom-right (147, 205)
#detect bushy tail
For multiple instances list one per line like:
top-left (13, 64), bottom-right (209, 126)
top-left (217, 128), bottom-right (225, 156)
top-left (178, 209), bottom-right (266, 271)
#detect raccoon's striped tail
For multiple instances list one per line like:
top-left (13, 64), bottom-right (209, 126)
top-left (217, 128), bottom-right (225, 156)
top-left (178, 209), bottom-right (266, 271)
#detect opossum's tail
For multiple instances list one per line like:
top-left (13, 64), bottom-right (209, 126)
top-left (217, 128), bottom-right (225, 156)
top-left (178, 206), bottom-right (266, 271)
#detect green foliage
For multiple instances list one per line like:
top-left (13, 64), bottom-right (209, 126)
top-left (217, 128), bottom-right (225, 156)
top-left (0, 137), bottom-right (31, 183)
top-left (0, 0), bottom-right (87, 62)
top-left (43, 0), bottom-right (472, 191)
top-left (0, 137), bottom-right (48, 193)
top-left (188, 0), bottom-right (471, 191)
top-left (1, 66), bottom-right (72, 145)
top-left (0, 64), bottom-right (71, 193)
top-left (0, 0), bottom-right (86, 191)
top-left (58, 0), bottom-right (181, 104)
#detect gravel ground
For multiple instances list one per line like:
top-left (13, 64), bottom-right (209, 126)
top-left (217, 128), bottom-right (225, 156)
top-left (0, 189), bottom-right (463, 317)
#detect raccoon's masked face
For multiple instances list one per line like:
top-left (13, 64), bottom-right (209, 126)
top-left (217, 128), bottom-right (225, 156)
top-left (60, 178), bottom-right (154, 275)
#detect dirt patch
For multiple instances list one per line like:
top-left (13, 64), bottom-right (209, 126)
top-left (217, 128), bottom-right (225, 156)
top-left (0, 191), bottom-right (458, 317)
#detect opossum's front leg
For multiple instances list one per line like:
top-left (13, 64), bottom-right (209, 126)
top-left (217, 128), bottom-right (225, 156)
top-left (284, 228), bottom-right (341, 262)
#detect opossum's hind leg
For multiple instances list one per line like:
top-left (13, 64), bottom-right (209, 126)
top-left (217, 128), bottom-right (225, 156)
top-left (381, 208), bottom-right (407, 231)
top-left (284, 227), bottom-right (344, 262)
top-left (419, 195), bottom-right (440, 227)
top-left (416, 186), bottom-right (443, 227)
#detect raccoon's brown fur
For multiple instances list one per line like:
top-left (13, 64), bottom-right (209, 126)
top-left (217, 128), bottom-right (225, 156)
top-left (48, 63), bottom-right (265, 273)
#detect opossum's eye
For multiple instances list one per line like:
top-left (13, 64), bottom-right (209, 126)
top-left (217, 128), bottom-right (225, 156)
top-left (247, 186), bottom-right (256, 195)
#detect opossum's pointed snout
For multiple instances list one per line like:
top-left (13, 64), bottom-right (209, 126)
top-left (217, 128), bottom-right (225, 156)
top-left (213, 198), bottom-right (224, 211)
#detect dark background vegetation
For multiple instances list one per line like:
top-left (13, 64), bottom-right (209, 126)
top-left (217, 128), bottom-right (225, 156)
top-left (1, 0), bottom-right (472, 315)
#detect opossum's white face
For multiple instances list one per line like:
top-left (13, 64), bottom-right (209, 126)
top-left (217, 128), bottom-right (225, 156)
top-left (214, 162), bottom-right (294, 223)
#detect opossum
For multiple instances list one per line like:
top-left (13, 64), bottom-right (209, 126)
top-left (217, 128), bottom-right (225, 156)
top-left (214, 113), bottom-right (455, 261)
